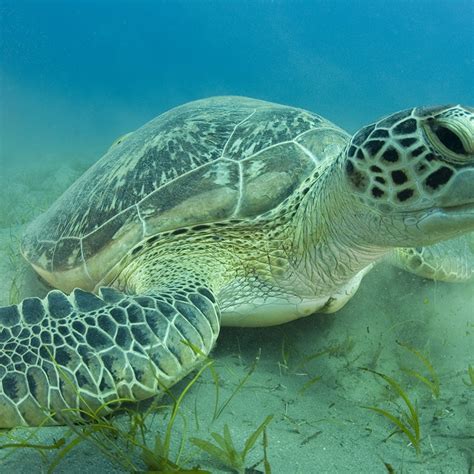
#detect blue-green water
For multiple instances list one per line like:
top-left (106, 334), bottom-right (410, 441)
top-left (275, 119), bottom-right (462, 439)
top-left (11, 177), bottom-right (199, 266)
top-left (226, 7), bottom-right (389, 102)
top-left (1, 0), bottom-right (473, 168)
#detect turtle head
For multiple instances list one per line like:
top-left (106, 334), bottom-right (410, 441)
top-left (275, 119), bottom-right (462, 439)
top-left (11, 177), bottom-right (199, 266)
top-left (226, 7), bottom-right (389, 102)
top-left (343, 105), bottom-right (474, 246)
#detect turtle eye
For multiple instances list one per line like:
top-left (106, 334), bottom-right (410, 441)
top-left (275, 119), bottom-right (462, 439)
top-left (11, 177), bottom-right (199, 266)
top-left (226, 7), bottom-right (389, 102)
top-left (428, 122), bottom-right (467, 156)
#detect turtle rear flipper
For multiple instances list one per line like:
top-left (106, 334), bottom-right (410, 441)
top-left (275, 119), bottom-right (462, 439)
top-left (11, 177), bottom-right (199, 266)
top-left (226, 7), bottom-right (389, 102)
top-left (0, 285), bottom-right (219, 428)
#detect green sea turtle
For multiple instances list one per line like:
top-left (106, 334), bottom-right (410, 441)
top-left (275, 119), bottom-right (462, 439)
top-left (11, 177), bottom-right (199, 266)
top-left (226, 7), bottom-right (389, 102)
top-left (1, 97), bottom-right (473, 427)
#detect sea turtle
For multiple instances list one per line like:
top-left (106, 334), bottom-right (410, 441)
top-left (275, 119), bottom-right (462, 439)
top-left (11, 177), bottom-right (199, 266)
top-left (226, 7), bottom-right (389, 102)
top-left (1, 96), bottom-right (473, 428)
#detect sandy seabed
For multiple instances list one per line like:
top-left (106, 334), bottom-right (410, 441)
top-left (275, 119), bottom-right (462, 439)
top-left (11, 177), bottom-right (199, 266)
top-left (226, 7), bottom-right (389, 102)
top-left (0, 162), bottom-right (473, 473)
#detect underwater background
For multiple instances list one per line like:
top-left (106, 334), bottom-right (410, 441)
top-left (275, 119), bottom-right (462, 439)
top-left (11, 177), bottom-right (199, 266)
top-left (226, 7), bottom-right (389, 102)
top-left (1, 0), bottom-right (473, 169)
top-left (0, 1), bottom-right (473, 473)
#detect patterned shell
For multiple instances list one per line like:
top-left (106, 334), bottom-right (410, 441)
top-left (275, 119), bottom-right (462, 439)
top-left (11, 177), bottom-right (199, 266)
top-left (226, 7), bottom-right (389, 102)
top-left (22, 96), bottom-right (349, 291)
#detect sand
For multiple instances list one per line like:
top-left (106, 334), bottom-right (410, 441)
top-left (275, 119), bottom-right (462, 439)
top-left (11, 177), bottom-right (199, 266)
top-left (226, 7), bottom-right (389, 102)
top-left (0, 162), bottom-right (473, 473)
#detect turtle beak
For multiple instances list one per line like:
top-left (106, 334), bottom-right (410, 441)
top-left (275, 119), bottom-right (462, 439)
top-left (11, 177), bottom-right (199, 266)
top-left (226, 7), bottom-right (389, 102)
top-left (414, 166), bottom-right (474, 240)
top-left (415, 204), bottom-right (474, 242)
top-left (438, 167), bottom-right (474, 209)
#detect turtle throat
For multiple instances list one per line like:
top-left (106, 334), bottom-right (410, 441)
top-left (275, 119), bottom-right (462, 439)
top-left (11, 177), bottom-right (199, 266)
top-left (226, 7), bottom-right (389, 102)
top-left (288, 160), bottom-right (389, 295)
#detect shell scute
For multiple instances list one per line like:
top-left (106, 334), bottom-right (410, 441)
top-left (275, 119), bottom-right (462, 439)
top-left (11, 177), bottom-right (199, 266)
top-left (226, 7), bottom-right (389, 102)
top-left (137, 159), bottom-right (240, 236)
top-left (52, 238), bottom-right (82, 272)
top-left (237, 142), bottom-right (316, 217)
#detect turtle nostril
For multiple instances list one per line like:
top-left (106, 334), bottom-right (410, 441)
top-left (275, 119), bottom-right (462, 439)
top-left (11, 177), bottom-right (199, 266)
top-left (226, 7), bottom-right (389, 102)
top-left (429, 123), bottom-right (466, 155)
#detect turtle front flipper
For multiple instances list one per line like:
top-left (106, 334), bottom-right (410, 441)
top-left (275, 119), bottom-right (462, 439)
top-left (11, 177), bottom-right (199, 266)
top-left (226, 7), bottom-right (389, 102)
top-left (0, 285), bottom-right (220, 428)
top-left (385, 232), bottom-right (474, 282)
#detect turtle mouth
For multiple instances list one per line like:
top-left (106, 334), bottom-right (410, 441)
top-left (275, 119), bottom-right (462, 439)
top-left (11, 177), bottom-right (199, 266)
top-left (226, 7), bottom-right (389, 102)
top-left (414, 200), bottom-right (474, 217)
top-left (441, 201), bottom-right (474, 224)
top-left (436, 201), bottom-right (474, 225)
top-left (439, 200), bottom-right (474, 215)
top-left (415, 201), bottom-right (474, 238)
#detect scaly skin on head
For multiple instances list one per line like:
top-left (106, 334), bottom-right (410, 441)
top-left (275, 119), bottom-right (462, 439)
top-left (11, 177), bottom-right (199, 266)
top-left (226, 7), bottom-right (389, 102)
top-left (290, 105), bottom-right (474, 295)
top-left (344, 105), bottom-right (474, 244)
